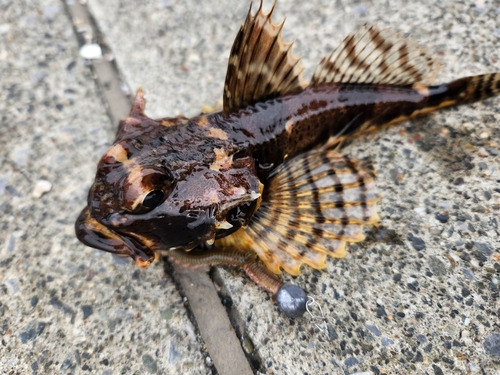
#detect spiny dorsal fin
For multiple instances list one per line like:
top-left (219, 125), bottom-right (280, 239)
top-left (217, 149), bottom-right (380, 275)
top-left (311, 24), bottom-right (442, 87)
top-left (130, 87), bottom-right (147, 116)
top-left (223, 1), bottom-right (306, 115)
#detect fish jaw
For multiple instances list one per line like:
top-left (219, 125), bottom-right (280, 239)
top-left (75, 207), bottom-right (157, 268)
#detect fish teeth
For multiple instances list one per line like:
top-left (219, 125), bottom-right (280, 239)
top-left (249, 191), bottom-right (261, 201)
top-left (215, 220), bottom-right (233, 230)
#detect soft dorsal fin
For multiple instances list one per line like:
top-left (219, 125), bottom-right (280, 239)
top-left (311, 24), bottom-right (441, 87)
top-left (223, 1), bottom-right (306, 115)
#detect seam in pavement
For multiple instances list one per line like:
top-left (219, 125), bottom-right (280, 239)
top-left (62, 1), bottom-right (256, 374)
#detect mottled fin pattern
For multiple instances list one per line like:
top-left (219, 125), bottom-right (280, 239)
top-left (223, 1), bottom-right (306, 115)
top-left (311, 24), bottom-right (441, 86)
top-left (218, 150), bottom-right (380, 275)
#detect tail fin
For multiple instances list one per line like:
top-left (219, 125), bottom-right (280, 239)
top-left (326, 73), bottom-right (500, 145)
top-left (424, 73), bottom-right (500, 110)
top-left (454, 73), bottom-right (500, 104)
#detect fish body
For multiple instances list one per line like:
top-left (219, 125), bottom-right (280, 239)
top-left (76, 2), bottom-right (500, 306)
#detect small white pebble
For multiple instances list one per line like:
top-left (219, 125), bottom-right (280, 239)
top-left (6, 356), bottom-right (18, 367)
top-left (0, 24), bottom-right (11, 34)
top-left (184, 322), bottom-right (197, 342)
top-left (479, 131), bottom-right (489, 139)
top-left (120, 82), bottom-right (131, 96)
top-left (187, 52), bottom-right (201, 63)
top-left (33, 180), bottom-right (52, 198)
top-left (80, 43), bottom-right (102, 60)
top-left (462, 123), bottom-right (473, 131)
top-left (439, 202), bottom-right (450, 209)
top-left (414, 207), bottom-right (426, 216)
top-left (477, 147), bottom-right (489, 157)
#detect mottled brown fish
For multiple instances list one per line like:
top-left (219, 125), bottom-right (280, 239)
top-left (76, 2), bottom-right (500, 317)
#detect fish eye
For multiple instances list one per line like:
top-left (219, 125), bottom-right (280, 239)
top-left (142, 190), bottom-right (165, 209)
top-left (122, 167), bottom-right (174, 213)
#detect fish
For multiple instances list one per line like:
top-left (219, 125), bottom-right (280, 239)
top-left (75, 1), bottom-right (500, 317)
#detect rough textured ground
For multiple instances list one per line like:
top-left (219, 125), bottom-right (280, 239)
top-left (1, 0), bottom-right (499, 374)
top-left (0, 1), bottom-right (206, 374)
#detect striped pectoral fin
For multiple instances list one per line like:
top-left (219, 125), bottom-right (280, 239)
top-left (220, 149), bottom-right (380, 275)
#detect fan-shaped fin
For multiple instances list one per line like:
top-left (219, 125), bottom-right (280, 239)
top-left (217, 149), bottom-right (380, 275)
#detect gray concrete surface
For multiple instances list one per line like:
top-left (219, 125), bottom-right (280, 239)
top-left (0, 1), bottom-right (206, 374)
top-left (1, 0), bottom-right (500, 374)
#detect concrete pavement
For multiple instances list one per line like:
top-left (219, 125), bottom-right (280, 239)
top-left (1, 0), bottom-right (499, 374)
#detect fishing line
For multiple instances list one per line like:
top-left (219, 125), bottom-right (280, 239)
top-left (324, 111), bottom-right (364, 150)
top-left (306, 296), bottom-right (329, 335)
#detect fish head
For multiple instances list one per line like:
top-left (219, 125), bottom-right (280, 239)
top-left (75, 90), bottom-right (262, 267)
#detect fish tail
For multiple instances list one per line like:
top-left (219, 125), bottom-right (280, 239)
top-left (454, 73), bottom-right (500, 103)
top-left (309, 23), bottom-right (500, 143)
top-left (426, 73), bottom-right (500, 108)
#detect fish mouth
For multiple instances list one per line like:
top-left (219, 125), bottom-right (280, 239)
top-left (75, 185), bottom-right (264, 264)
top-left (75, 207), bottom-right (156, 268)
top-left (213, 186), bottom-right (263, 233)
